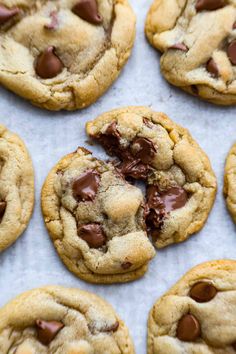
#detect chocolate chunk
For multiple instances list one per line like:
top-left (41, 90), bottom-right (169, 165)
top-left (176, 314), bottom-right (201, 342)
top-left (233, 22), bottom-right (236, 29)
top-left (195, 0), bottom-right (226, 12)
top-left (97, 122), bottom-right (121, 156)
top-left (44, 11), bottom-right (58, 30)
top-left (118, 159), bottom-right (149, 180)
top-left (147, 185), bottom-right (188, 214)
top-left (72, 0), bottom-right (102, 25)
top-left (36, 320), bottom-right (64, 346)
top-left (190, 282), bottom-right (217, 302)
top-left (35, 47), bottom-right (63, 79)
top-left (170, 43), bottom-right (188, 51)
top-left (0, 201), bottom-right (6, 218)
top-left (146, 185), bottom-right (188, 238)
top-left (232, 342), bottom-right (236, 350)
top-left (73, 170), bottom-right (100, 202)
top-left (78, 223), bottom-right (106, 248)
top-left (227, 40), bottom-right (236, 65)
top-left (206, 58), bottom-right (219, 77)
top-left (0, 5), bottom-right (20, 25)
top-left (131, 138), bottom-right (156, 165)
top-left (121, 261), bottom-right (132, 270)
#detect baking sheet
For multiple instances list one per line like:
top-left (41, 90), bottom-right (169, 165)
top-left (0, 0), bottom-right (236, 352)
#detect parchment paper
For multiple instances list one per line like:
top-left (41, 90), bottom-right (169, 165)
top-left (0, 1), bottom-right (236, 352)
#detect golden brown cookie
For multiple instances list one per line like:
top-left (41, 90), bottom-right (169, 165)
top-left (224, 143), bottom-right (236, 223)
top-left (87, 106), bottom-right (217, 249)
top-left (41, 147), bottom-right (155, 284)
top-left (0, 285), bottom-right (135, 353)
top-left (0, 0), bottom-right (136, 110)
top-left (0, 124), bottom-right (34, 252)
top-left (148, 260), bottom-right (236, 354)
top-left (145, 0), bottom-right (236, 105)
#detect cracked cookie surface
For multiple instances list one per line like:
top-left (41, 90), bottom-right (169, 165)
top-left (86, 106), bottom-right (217, 249)
top-left (41, 147), bottom-right (155, 283)
top-left (148, 260), bottom-right (236, 354)
top-left (0, 0), bottom-right (135, 111)
top-left (224, 143), bottom-right (236, 223)
top-left (0, 124), bottom-right (34, 252)
top-left (145, 0), bottom-right (236, 105)
top-left (0, 285), bottom-right (135, 353)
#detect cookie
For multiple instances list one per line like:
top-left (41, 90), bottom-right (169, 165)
top-left (0, 285), bottom-right (135, 353)
top-left (41, 147), bottom-right (156, 284)
top-left (0, 1), bottom-right (136, 111)
top-left (86, 106), bottom-right (217, 249)
top-left (224, 143), bottom-right (236, 223)
top-left (148, 260), bottom-right (236, 354)
top-left (145, 0), bottom-right (236, 105)
top-left (0, 124), bottom-right (34, 252)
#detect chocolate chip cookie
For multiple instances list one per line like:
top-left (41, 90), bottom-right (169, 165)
top-left (0, 1), bottom-right (136, 110)
top-left (86, 106), bottom-right (217, 249)
top-left (145, 0), bottom-right (236, 105)
top-left (0, 285), bottom-right (135, 353)
top-left (224, 143), bottom-right (236, 223)
top-left (41, 147), bottom-right (155, 283)
top-left (0, 125), bottom-right (34, 252)
top-left (148, 260), bottom-right (236, 353)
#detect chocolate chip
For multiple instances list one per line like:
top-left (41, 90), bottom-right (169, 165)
top-left (169, 43), bottom-right (188, 51)
top-left (78, 223), bottom-right (106, 248)
top-left (118, 159), bottom-right (149, 180)
top-left (97, 122), bottom-right (121, 156)
top-left (131, 138), bottom-right (156, 165)
top-left (233, 22), bottom-right (236, 29)
top-left (190, 282), bottom-right (217, 302)
top-left (206, 58), bottom-right (219, 77)
top-left (0, 201), bottom-right (6, 218)
top-left (176, 314), bottom-right (201, 342)
top-left (35, 320), bottom-right (64, 346)
top-left (195, 0), bottom-right (226, 12)
top-left (227, 40), bottom-right (236, 65)
top-left (232, 342), bottom-right (236, 350)
top-left (146, 185), bottom-right (188, 238)
top-left (121, 261), bottom-right (132, 270)
top-left (35, 47), bottom-right (63, 79)
top-left (0, 5), bottom-right (20, 25)
top-left (44, 11), bottom-right (58, 30)
top-left (148, 185), bottom-right (188, 214)
top-left (73, 170), bottom-right (100, 202)
top-left (72, 0), bottom-right (102, 25)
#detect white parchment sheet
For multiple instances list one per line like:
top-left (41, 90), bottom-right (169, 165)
top-left (0, 1), bottom-right (236, 352)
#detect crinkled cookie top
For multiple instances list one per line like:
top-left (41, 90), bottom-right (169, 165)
top-left (87, 106), bottom-right (217, 249)
top-left (0, 0), bottom-right (135, 110)
top-left (0, 286), bottom-right (135, 353)
top-left (41, 147), bottom-right (155, 284)
top-left (148, 260), bottom-right (236, 354)
top-left (0, 124), bottom-right (34, 252)
top-left (224, 143), bottom-right (236, 223)
top-left (146, 0), bottom-right (236, 105)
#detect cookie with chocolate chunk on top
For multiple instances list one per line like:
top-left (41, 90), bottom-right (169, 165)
top-left (86, 106), bottom-right (216, 248)
top-left (0, 0), bottom-right (136, 110)
top-left (148, 260), bottom-right (236, 354)
top-left (41, 147), bottom-right (155, 284)
top-left (146, 0), bottom-right (236, 105)
top-left (0, 286), bottom-right (135, 353)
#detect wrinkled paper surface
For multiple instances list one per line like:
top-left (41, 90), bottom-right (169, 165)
top-left (0, 1), bottom-right (236, 352)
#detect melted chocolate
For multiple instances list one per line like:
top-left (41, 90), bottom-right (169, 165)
top-left (73, 170), bottom-right (100, 202)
